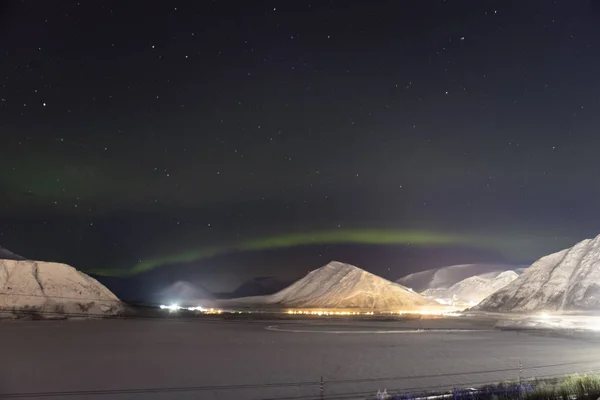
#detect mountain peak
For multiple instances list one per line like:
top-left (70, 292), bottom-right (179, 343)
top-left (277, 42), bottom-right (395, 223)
top-left (320, 260), bottom-right (364, 272)
top-left (230, 276), bottom-right (290, 298)
top-left (266, 261), bottom-right (435, 310)
top-left (0, 246), bottom-right (25, 261)
top-left (494, 270), bottom-right (519, 281)
top-left (421, 268), bottom-right (519, 307)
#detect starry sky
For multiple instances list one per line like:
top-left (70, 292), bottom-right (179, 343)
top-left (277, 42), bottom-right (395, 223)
top-left (2, 0), bottom-right (600, 294)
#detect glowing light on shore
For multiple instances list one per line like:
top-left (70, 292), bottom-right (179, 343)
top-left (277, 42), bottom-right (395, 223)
top-left (284, 309), bottom-right (459, 316)
top-left (159, 304), bottom-right (221, 314)
top-left (159, 304), bottom-right (181, 312)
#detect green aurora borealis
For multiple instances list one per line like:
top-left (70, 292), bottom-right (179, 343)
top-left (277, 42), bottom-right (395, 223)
top-left (88, 228), bottom-right (568, 277)
top-left (3, 0), bottom-right (600, 289)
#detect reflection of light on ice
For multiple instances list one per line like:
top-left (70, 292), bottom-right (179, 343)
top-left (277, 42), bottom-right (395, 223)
top-left (506, 313), bottom-right (600, 332)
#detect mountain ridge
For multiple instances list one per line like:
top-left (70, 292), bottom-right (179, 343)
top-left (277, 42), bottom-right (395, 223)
top-left (224, 261), bottom-right (436, 310)
top-left (397, 263), bottom-right (525, 292)
top-left (1, 245), bottom-right (124, 318)
top-left (474, 234), bottom-right (600, 312)
top-left (422, 270), bottom-right (519, 307)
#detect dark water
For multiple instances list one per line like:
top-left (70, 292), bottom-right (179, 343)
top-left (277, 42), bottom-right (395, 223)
top-left (1, 318), bottom-right (599, 400)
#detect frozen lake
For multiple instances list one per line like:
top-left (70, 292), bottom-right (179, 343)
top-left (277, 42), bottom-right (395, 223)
top-left (2, 317), bottom-right (600, 399)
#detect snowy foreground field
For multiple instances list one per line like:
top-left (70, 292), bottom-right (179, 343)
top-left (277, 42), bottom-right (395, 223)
top-left (2, 317), bottom-right (600, 400)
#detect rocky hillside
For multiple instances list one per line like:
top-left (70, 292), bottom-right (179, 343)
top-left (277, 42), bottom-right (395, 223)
top-left (1, 256), bottom-right (124, 318)
top-left (474, 234), bottom-right (600, 312)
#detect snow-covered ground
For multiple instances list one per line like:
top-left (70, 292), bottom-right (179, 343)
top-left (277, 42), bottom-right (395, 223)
top-left (0, 258), bottom-right (124, 318)
top-left (224, 261), bottom-right (437, 311)
top-left (2, 318), bottom-right (600, 400)
top-left (475, 233), bottom-right (600, 312)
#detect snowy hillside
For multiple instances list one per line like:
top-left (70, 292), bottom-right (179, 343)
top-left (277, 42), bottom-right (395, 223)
top-left (156, 281), bottom-right (214, 307)
top-left (227, 261), bottom-right (436, 311)
top-left (0, 257), bottom-right (124, 318)
top-left (422, 270), bottom-right (519, 307)
top-left (397, 264), bottom-right (524, 292)
top-left (475, 234), bottom-right (600, 312)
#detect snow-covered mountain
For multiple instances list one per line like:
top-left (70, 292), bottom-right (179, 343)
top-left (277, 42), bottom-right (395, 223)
top-left (156, 281), bottom-right (213, 307)
top-left (0, 246), bottom-right (24, 261)
top-left (475, 234), bottom-right (600, 312)
top-left (397, 264), bottom-right (524, 292)
top-left (0, 257), bottom-right (124, 318)
top-left (226, 261), bottom-right (436, 310)
top-left (422, 270), bottom-right (519, 307)
top-left (229, 277), bottom-right (291, 298)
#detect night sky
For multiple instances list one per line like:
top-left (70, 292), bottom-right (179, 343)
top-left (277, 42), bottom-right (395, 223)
top-left (2, 1), bottom-right (600, 294)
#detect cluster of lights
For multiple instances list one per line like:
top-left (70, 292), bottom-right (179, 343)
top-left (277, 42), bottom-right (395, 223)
top-left (287, 310), bottom-right (373, 316)
top-left (160, 304), bottom-right (183, 312)
top-left (386, 310), bottom-right (462, 316)
top-left (285, 309), bottom-right (462, 317)
top-left (186, 306), bottom-right (206, 312)
top-left (159, 304), bottom-right (222, 314)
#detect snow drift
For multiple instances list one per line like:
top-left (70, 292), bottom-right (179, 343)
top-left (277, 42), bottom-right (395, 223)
top-left (422, 270), bottom-right (519, 307)
top-left (475, 234), bottom-right (600, 312)
top-left (0, 257), bottom-right (124, 318)
top-left (397, 264), bottom-right (524, 292)
top-left (225, 261), bottom-right (436, 311)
